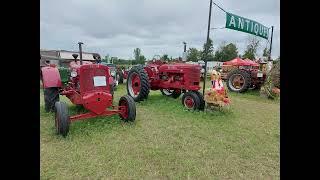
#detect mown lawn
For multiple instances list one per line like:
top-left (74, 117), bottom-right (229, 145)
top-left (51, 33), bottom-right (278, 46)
top-left (40, 81), bottom-right (279, 179)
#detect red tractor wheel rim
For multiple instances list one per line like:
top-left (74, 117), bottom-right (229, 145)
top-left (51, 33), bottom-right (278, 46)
top-left (129, 73), bottom-right (141, 97)
top-left (184, 96), bottom-right (195, 109)
top-left (119, 100), bottom-right (129, 119)
top-left (231, 74), bottom-right (245, 89)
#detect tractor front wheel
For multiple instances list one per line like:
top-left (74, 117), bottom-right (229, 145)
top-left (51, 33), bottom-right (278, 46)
top-left (44, 87), bottom-right (59, 112)
top-left (181, 91), bottom-right (201, 111)
top-left (55, 101), bottom-right (70, 137)
top-left (160, 89), bottom-right (182, 99)
top-left (127, 65), bottom-right (150, 102)
top-left (119, 95), bottom-right (136, 122)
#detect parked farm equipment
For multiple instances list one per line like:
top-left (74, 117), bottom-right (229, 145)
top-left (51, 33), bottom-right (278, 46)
top-left (126, 57), bottom-right (205, 111)
top-left (41, 42), bottom-right (136, 137)
top-left (221, 57), bottom-right (267, 93)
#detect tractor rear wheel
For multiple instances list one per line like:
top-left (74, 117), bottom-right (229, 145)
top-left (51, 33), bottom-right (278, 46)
top-left (226, 69), bottom-right (251, 93)
top-left (160, 89), bottom-right (182, 99)
top-left (118, 95), bottom-right (136, 122)
top-left (55, 101), bottom-right (70, 137)
top-left (193, 91), bottom-right (205, 111)
top-left (181, 91), bottom-right (201, 111)
top-left (127, 65), bottom-right (150, 102)
top-left (44, 87), bottom-right (59, 112)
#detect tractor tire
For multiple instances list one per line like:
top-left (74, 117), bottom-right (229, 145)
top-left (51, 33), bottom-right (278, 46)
top-left (226, 69), bottom-right (251, 93)
top-left (127, 65), bottom-right (150, 102)
top-left (181, 91), bottom-right (201, 111)
top-left (193, 91), bottom-right (205, 111)
top-left (44, 87), bottom-right (60, 112)
top-left (118, 95), bottom-right (136, 122)
top-left (118, 71), bottom-right (124, 84)
top-left (160, 89), bottom-right (182, 99)
top-left (55, 101), bottom-right (70, 137)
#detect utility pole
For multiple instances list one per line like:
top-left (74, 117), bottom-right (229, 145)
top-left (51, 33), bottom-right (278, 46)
top-left (203, 0), bottom-right (213, 95)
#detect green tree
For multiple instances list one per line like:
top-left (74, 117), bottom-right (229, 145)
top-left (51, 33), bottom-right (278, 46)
top-left (201, 38), bottom-right (214, 61)
top-left (263, 47), bottom-right (270, 58)
top-left (133, 48), bottom-right (146, 65)
top-left (161, 54), bottom-right (170, 61)
top-left (213, 43), bottom-right (238, 62)
top-left (242, 36), bottom-right (260, 60)
top-left (187, 48), bottom-right (200, 62)
top-left (102, 54), bottom-right (110, 63)
top-left (133, 48), bottom-right (141, 61)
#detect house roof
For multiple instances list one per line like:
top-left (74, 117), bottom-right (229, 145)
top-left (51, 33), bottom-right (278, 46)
top-left (40, 49), bottom-right (101, 61)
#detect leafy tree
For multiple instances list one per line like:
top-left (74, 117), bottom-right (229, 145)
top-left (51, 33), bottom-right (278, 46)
top-left (263, 47), bottom-right (270, 58)
top-left (187, 48), bottom-right (200, 62)
top-left (102, 54), bottom-right (110, 63)
top-left (201, 38), bottom-right (214, 61)
top-left (242, 36), bottom-right (260, 60)
top-left (161, 54), bottom-right (170, 61)
top-left (133, 48), bottom-right (146, 65)
top-left (133, 48), bottom-right (141, 61)
top-left (213, 43), bottom-right (238, 62)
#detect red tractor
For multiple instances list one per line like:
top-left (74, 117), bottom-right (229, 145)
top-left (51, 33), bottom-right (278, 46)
top-left (126, 58), bottom-right (205, 111)
top-left (221, 57), bottom-right (267, 93)
top-left (41, 42), bottom-right (136, 137)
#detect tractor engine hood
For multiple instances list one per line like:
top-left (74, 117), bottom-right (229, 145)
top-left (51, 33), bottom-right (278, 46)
top-left (158, 63), bottom-right (201, 73)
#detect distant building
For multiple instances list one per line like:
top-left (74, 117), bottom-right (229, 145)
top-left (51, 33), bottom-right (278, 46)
top-left (40, 49), bottom-right (101, 67)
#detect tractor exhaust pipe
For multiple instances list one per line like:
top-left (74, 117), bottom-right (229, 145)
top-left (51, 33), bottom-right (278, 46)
top-left (78, 42), bottom-right (84, 65)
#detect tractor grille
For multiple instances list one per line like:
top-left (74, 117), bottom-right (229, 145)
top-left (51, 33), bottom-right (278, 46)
top-left (80, 65), bottom-right (108, 93)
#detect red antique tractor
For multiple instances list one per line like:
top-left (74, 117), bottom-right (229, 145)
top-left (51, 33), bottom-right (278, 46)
top-left (221, 57), bottom-right (267, 93)
top-left (41, 42), bottom-right (136, 137)
top-left (126, 57), bottom-right (205, 111)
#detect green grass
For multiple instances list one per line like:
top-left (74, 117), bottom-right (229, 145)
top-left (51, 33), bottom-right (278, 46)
top-left (40, 81), bottom-right (279, 179)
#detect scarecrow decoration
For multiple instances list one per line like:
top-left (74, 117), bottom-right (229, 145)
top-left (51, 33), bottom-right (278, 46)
top-left (204, 70), bottom-right (231, 108)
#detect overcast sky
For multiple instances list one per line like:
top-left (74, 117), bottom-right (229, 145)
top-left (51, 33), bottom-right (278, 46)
top-left (40, 0), bottom-right (280, 60)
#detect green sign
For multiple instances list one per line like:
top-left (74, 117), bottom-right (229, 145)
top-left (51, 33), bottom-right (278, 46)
top-left (226, 12), bottom-right (269, 39)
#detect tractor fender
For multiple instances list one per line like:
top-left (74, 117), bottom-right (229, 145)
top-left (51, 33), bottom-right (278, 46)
top-left (41, 66), bottom-right (62, 88)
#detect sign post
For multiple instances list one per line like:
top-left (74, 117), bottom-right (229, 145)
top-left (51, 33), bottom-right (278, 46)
top-left (268, 26), bottom-right (274, 61)
top-left (203, 0), bottom-right (213, 96)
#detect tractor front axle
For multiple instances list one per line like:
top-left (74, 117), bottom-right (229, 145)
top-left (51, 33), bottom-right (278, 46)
top-left (69, 106), bottom-right (126, 122)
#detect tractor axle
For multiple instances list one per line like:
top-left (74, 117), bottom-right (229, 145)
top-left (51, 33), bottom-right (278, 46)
top-left (69, 106), bottom-right (126, 122)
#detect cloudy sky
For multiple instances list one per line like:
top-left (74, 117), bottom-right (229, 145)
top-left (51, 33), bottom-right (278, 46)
top-left (40, 0), bottom-right (279, 60)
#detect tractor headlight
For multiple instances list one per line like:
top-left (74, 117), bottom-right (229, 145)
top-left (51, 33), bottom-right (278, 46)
top-left (110, 71), bottom-right (116, 77)
top-left (71, 71), bottom-right (77, 77)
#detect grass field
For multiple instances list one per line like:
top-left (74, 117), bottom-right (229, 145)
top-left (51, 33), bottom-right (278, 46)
top-left (40, 81), bottom-right (280, 179)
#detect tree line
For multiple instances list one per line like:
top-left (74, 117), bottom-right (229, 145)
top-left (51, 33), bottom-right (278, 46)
top-left (103, 36), bottom-right (278, 65)
top-left (187, 36), bottom-right (274, 62)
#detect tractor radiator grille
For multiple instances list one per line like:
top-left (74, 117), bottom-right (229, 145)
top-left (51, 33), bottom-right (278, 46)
top-left (80, 66), bottom-right (108, 93)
